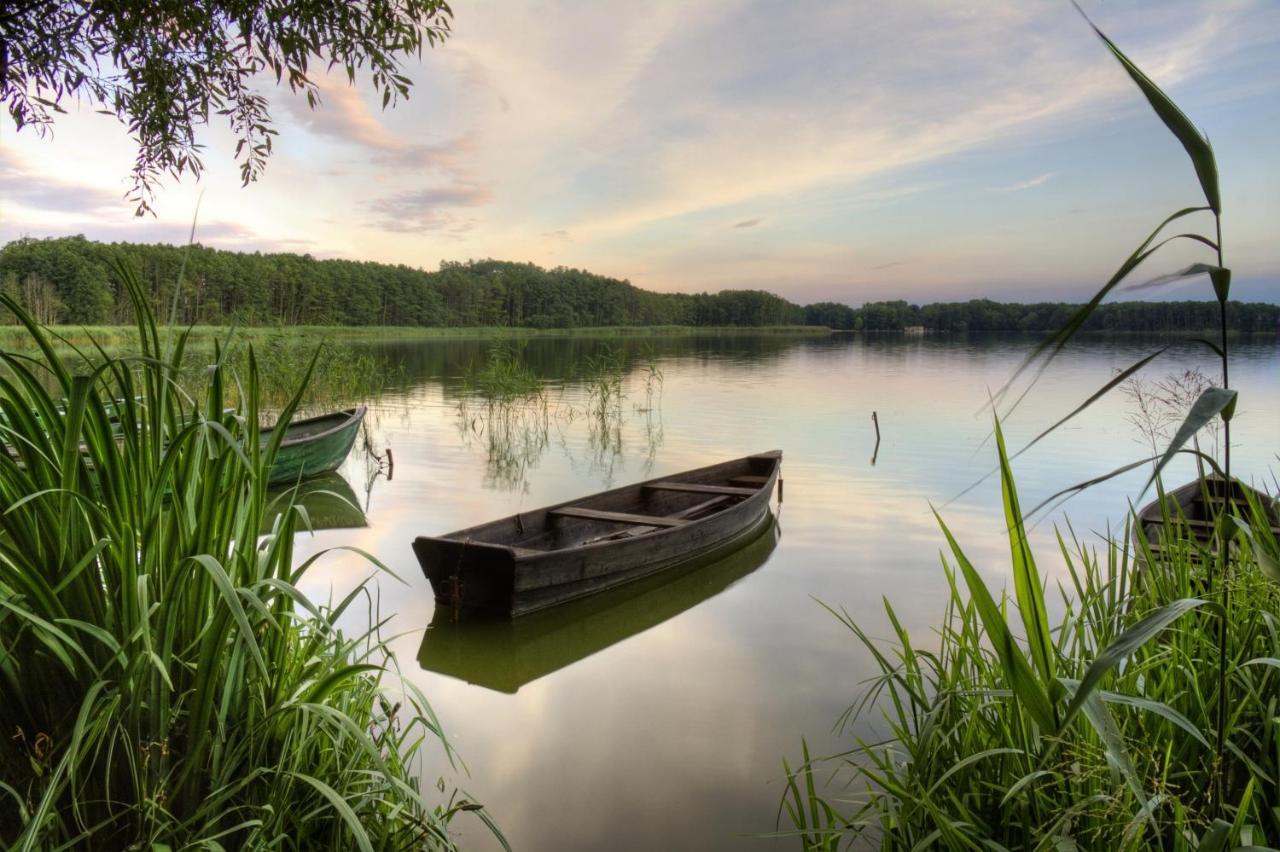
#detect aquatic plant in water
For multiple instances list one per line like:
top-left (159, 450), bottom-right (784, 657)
top-left (784, 10), bottom-right (1278, 849)
top-left (0, 260), bottom-right (502, 849)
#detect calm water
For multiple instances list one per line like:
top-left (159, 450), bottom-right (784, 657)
top-left (290, 333), bottom-right (1278, 851)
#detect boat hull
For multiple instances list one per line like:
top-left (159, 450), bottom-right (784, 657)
top-left (263, 406), bottom-right (366, 486)
top-left (1133, 475), bottom-right (1280, 561)
top-left (418, 514), bottom-right (779, 691)
top-left (413, 451), bottom-right (781, 617)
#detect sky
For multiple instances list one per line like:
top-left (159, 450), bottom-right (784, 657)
top-left (1, 0), bottom-right (1278, 305)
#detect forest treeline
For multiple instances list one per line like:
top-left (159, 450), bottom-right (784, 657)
top-left (1, 236), bottom-right (1276, 332)
top-left (802, 298), bottom-right (1280, 333)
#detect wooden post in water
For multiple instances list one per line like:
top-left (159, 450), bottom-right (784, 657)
top-left (871, 411), bottom-right (881, 466)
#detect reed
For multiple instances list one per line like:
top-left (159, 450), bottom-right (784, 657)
top-left (463, 338), bottom-right (544, 402)
top-left (784, 428), bottom-right (1279, 848)
top-left (783, 11), bottom-right (1277, 849)
top-left (582, 345), bottom-right (626, 421)
top-left (0, 259), bottom-right (501, 849)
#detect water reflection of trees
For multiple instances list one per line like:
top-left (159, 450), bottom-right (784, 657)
top-left (368, 332), bottom-right (829, 391)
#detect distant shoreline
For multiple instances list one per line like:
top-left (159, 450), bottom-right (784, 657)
top-left (2, 323), bottom-right (1273, 353)
top-left (0, 324), bottom-right (829, 350)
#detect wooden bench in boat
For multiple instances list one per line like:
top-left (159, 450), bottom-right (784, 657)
top-left (549, 506), bottom-right (689, 527)
top-left (579, 495), bottom-right (733, 545)
top-left (643, 481), bottom-right (756, 497)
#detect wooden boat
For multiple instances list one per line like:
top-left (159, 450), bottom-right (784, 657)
top-left (263, 406), bottom-right (366, 486)
top-left (418, 514), bottom-right (779, 692)
top-left (1133, 475), bottom-right (1280, 559)
top-left (3, 403), bottom-right (367, 488)
top-left (413, 450), bottom-right (782, 617)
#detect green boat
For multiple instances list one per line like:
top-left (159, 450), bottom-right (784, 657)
top-left (263, 406), bottom-right (366, 486)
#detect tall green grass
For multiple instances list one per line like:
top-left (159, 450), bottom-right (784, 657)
top-left (462, 338), bottom-right (545, 402)
top-left (0, 261), bottom-right (500, 848)
top-left (784, 10), bottom-right (1278, 849)
top-left (784, 431), bottom-right (1279, 848)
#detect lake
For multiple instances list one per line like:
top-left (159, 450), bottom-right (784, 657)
top-left (287, 332), bottom-right (1278, 851)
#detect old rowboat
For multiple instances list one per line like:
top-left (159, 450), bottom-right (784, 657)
top-left (413, 450), bottom-right (782, 617)
top-left (418, 515), bottom-right (779, 691)
top-left (264, 406), bottom-right (366, 486)
top-left (1133, 475), bottom-right (1280, 560)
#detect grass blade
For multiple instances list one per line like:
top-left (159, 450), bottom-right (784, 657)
top-left (1075, 2), bottom-right (1220, 213)
top-left (1058, 598), bottom-right (1217, 733)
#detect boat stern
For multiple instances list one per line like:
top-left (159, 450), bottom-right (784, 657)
top-left (412, 536), bottom-right (518, 616)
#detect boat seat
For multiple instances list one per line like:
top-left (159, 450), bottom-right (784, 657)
top-left (579, 496), bottom-right (732, 545)
top-left (643, 481), bottom-right (756, 497)
top-left (728, 475), bottom-right (768, 486)
top-left (548, 506), bottom-right (689, 527)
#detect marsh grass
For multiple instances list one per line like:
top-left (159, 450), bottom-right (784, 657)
top-left (784, 10), bottom-right (1277, 849)
top-left (462, 338), bottom-right (544, 402)
top-left (784, 440), bottom-right (1279, 848)
top-left (217, 329), bottom-right (395, 420)
top-left (0, 324), bottom-right (829, 355)
top-left (582, 345), bottom-right (626, 417)
top-left (0, 261), bottom-right (500, 849)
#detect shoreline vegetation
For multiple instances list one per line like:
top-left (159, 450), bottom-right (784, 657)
top-left (0, 261), bottom-right (503, 849)
top-left (0, 323), bottom-right (828, 352)
top-left (785, 15), bottom-right (1280, 851)
top-left (1, 321), bottom-right (1276, 353)
top-left (2, 238), bottom-right (1276, 338)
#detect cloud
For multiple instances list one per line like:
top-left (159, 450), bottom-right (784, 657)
top-left (446, 50), bottom-right (512, 113)
top-left (282, 77), bottom-right (480, 174)
top-left (366, 184), bottom-right (492, 233)
top-left (731, 217), bottom-right (763, 229)
top-left (0, 150), bottom-right (124, 215)
top-left (450, 0), bottom-right (1249, 252)
top-left (990, 172), bottom-right (1056, 192)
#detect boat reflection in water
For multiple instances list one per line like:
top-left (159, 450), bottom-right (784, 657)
top-left (416, 513), bottom-right (780, 693)
top-left (261, 471), bottom-right (369, 534)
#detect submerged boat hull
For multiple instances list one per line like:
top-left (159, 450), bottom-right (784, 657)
top-left (413, 451), bottom-right (781, 617)
top-left (263, 406), bottom-right (366, 486)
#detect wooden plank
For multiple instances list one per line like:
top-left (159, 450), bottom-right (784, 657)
top-left (644, 481), bottom-right (756, 497)
top-left (579, 496), bottom-right (731, 546)
top-left (549, 506), bottom-right (689, 527)
top-left (729, 475), bottom-right (768, 486)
